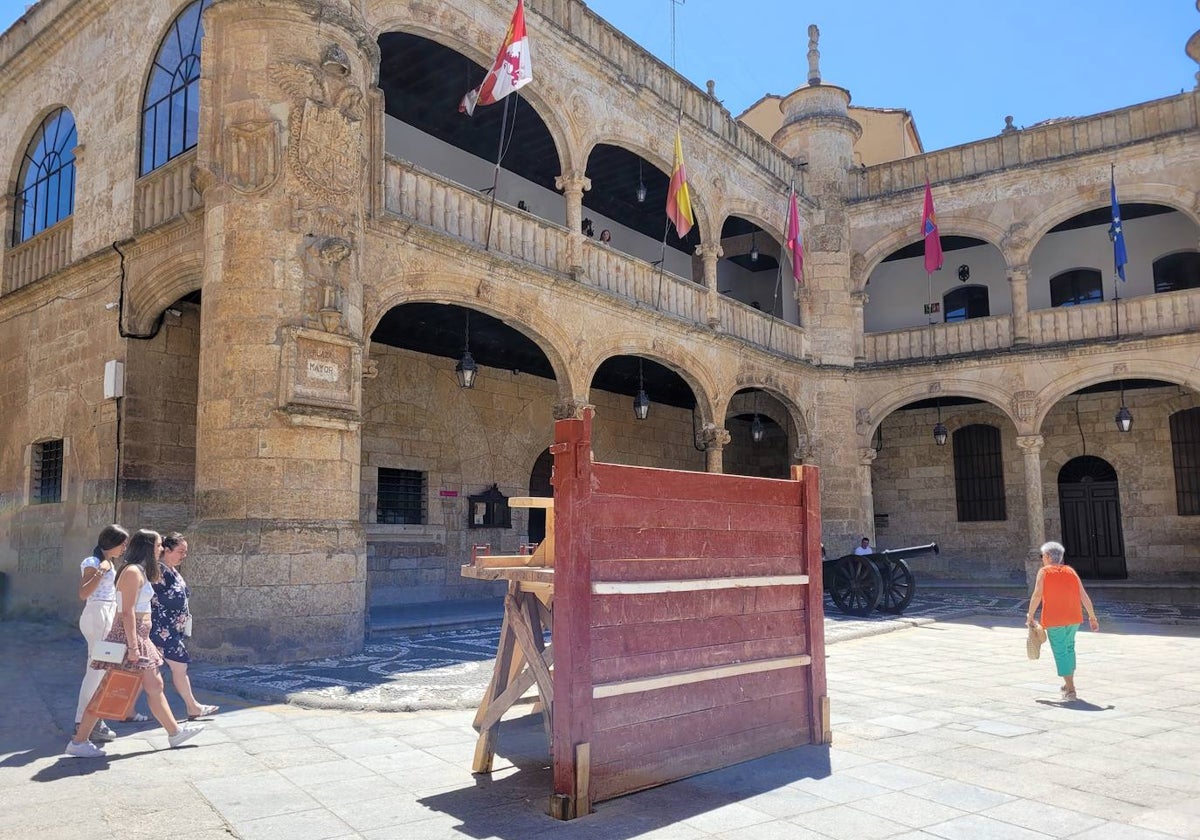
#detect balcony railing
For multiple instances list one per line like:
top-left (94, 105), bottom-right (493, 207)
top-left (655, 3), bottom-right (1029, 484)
top-left (849, 92), bottom-right (1199, 200)
top-left (865, 289), bottom-right (1200, 363)
top-left (865, 315), bottom-right (1012, 363)
top-left (383, 157), bottom-right (808, 360)
top-left (3, 217), bottom-right (72, 294)
top-left (135, 151), bottom-right (201, 232)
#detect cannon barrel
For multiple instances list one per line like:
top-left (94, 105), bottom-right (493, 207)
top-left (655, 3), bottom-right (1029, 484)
top-left (876, 542), bottom-right (939, 561)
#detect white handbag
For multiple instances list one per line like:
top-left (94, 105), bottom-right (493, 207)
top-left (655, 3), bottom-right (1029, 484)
top-left (93, 640), bottom-right (128, 664)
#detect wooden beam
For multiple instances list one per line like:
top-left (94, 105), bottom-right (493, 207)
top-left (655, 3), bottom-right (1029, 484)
top-left (592, 575), bottom-right (808, 595)
top-left (592, 655), bottom-right (811, 699)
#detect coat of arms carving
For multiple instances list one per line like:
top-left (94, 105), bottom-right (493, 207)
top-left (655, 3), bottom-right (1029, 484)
top-left (227, 119), bottom-right (280, 194)
top-left (270, 44), bottom-right (366, 203)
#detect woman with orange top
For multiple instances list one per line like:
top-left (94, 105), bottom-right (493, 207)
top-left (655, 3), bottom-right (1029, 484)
top-left (1025, 540), bottom-right (1099, 701)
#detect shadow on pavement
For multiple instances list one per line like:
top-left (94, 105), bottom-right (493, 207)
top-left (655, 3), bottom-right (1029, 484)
top-left (419, 712), bottom-right (833, 837)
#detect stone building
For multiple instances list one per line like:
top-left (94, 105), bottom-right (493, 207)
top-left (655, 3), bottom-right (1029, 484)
top-left (1, 0), bottom-right (1198, 661)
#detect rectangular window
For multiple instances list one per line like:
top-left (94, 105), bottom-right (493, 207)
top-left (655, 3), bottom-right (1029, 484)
top-left (952, 424), bottom-right (1006, 522)
top-left (32, 439), bottom-right (64, 504)
top-left (377, 467), bottom-right (426, 525)
top-left (1170, 408), bottom-right (1200, 516)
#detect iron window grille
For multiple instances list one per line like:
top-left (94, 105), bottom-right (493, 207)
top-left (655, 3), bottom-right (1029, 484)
top-left (377, 467), bottom-right (426, 525)
top-left (32, 439), bottom-right (64, 504)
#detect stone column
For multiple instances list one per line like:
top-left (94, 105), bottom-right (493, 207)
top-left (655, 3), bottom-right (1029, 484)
top-left (696, 242), bottom-right (723, 330)
top-left (1010, 264), bottom-right (1031, 346)
top-left (189, 0), bottom-right (376, 662)
top-left (1016, 434), bottom-right (1046, 589)
top-left (555, 172), bottom-right (590, 274)
top-left (858, 446), bottom-right (877, 542)
top-left (851, 290), bottom-right (868, 362)
top-left (701, 425), bottom-right (731, 473)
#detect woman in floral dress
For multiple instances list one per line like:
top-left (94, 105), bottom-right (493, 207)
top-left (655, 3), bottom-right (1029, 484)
top-left (152, 532), bottom-right (218, 720)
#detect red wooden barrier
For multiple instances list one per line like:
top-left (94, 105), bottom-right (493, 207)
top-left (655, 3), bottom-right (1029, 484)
top-left (548, 409), bottom-right (826, 819)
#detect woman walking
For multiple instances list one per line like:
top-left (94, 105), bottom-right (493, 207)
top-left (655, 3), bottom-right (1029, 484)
top-left (74, 524), bottom-right (129, 742)
top-left (1026, 540), bottom-right (1100, 701)
top-left (152, 532), bottom-right (218, 720)
top-left (64, 529), bottom-right (204, 757)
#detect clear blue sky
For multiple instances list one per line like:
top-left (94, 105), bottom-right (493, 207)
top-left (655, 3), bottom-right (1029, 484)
top-left (1, 0), bottom-right (1194, 151)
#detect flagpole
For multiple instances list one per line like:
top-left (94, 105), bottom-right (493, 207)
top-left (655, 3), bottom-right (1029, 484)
top-left (654, 219), bottom-right (670, 310)
top-left (483, 95), bottom-right (513, 252)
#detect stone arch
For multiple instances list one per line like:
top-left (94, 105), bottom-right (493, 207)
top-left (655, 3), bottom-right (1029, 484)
top-left (369, 273), bottom-right (580, 400)
top-left (857, 215), bottom-right (1008, 293)
top-left (372, 11), bottom-right (578, 174)
top-left (1033, 361), bottom-right (1200, 430)
top-left (124, 247), bottom-right (204, 334)
top-left (859, 380), bottom-right (1019, 447)
top-left (580, 337), bottom-right (719, 428)
top-left (715, 200), bottom-right (788, 247)
top-left (721, 383), bottom-right (807, 456)
top-left (581, 137), bottom-right (712, 243)
top-left (1019, 184), bottom-right (1200, 268)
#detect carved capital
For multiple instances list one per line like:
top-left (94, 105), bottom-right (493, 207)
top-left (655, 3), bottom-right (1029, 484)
top-left (554, 173), bottom-right (592, 195)
top-left (1007, 263), bottom-right (1031, 282)
top-left (694, 242), bottom-right (724, 261)
top-left (698, 423), bottom-right (732, 450)
top-left (1016, 434), bottom-right (1044, 455)
top-left (552, 397), bottom-right (592, 421)
top-left (858, 447), bottom-right (877, 466)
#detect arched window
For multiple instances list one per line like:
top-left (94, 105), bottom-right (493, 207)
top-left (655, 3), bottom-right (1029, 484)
top-left (952, 424), bottom-right (1006, 522)
top-left (140, 0), bottom-right (211, 176)
top-left (1050, 269), bottom-right (1103, 307)
top-left (943, 285), bottom-right (990, 322)
top-left (1170, 407), bottom-right (1200, 515)
top-left (1153, 252), bottom-right (1200, 294)
top-left (13, 108), bottom-right (77, 244)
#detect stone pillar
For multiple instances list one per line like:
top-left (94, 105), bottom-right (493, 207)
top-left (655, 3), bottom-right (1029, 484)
top-left (851, 290), bottom-right (868, 362)
top-left (189, 0), bottom-right (377, 662)
top-left (1010, 263), bottom-right (1030, 346)
top-left (858, 446), bottom-right (877, 542)
top-left (700, 425), bottom-right (731, 473)
top-left (696, 242), bottom-right (723, 329)
top-left (1016, 434), bottom-right (1046, 589)
top-left (555, 172), bottom-right (591, 274)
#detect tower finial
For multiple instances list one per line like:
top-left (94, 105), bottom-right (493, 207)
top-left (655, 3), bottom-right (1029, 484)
top-left (807, 25), bottom-right (821, 85)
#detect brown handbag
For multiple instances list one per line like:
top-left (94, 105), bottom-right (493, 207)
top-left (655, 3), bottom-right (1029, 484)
top-left (85, 668), bottom-right (142, 720)
top-left (1026, 622), bottom-right (1047, 660)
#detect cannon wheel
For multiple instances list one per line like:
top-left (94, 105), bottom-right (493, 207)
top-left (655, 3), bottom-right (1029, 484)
top-left (877, 558), bottom-right (915, 614)
top-left (829, 555), bottom-right (882, 617)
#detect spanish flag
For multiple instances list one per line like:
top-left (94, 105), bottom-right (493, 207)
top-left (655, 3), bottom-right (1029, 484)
top-left (666, 131), bottom-right (694, 238)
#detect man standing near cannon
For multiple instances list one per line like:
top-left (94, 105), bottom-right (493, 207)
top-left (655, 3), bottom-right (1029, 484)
top-left (854, 537), bottom-right (874, 556)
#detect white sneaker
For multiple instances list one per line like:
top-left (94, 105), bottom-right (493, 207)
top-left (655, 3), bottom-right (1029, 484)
top-left (65, 739), bottom-right (106, 758)
top-left (167, 724), bottom-right (204, 749)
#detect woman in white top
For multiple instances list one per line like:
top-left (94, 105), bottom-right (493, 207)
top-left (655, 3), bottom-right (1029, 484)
top-left (65, 529), bottom-right (203, 758)
top-left (74, 524), bottom-right (128, 742)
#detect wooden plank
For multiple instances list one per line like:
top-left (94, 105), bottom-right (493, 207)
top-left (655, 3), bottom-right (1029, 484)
top-left (582, 495), bottom-right (805, 532)
top-left (591, 586), bottom-right (807, 627)
top-left (591, 462), bottom-right (804, 506)
top-left (592, 637), bottom-right (810, 684)
top-left (509, 496), bottom-right (554, 508)
top-left (592, 574), bottom-right (808, 594)
top-left (574, 742), bottom-right (591, 818)
top-left (590, 720), bottom-right (811, 803)
top-left (589, 527), bottom-right (803, 560)
top-left (507, 593), bottom-right (554, 707)
top-left (461, 565), bottom-right (554, 584)
top-left (476, 646), bottom-right (554, 732)
top-left (591, 689), bottom-right (810, 766)
top-left (592, 654), bottom-right (811, 699)
top-left (593, 666), bottom-right (809, 731)
top-left (797, 464), bottom-right (828, 747)
top-left (594, 556), bottom-right (803, 581)
top-left (591, 609), bottom-right (805, 659)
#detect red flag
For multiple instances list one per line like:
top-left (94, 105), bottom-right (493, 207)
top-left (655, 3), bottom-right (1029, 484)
top-left (922, 181), bottom-right (943, 274)
top-left (460, 0), bottom-right (532, 116)
top-left (786, 186), bottom-right (803, 285)
top-left (665, 130), bottom-right (695, 238)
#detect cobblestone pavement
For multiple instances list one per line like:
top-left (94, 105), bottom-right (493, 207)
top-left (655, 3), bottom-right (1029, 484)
top-left (188, 590), bottom-right (1200, 713)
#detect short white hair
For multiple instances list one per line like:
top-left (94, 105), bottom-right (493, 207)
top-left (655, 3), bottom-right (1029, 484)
top-left (1040, 541), bottom-right (1065, 564)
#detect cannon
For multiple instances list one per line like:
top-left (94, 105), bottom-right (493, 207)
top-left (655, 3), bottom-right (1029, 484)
top-left (823, 542), bottom-right (939, 617)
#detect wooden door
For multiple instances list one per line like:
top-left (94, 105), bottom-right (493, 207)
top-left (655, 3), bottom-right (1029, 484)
top-left (1059, 480), bottom-right (1127, 579)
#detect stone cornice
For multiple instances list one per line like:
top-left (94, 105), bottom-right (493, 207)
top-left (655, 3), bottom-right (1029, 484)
top-left (0, 0), bottom-right (106, 88)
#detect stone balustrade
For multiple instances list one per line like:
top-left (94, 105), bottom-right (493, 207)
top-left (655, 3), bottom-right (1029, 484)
top-left (849, 92), bottom-right (1200, 200)
top-left (865, 314), bottom-right (1012, 363)
top-left (135, 151), bottom-right (201, 232)
top-left (3, 217), bottom-right (72, 294)
top-left (717, 297), bottom-right (808, 359)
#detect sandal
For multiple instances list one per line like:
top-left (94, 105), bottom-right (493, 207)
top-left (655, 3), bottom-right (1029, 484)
top-left (188, 704), bottom-right (219, 721)
top-left (125, 712), bottom-right (150, 723)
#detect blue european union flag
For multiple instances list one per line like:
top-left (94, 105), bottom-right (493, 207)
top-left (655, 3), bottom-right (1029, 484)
top-left (1109, 176), bottom-right (1128, 281)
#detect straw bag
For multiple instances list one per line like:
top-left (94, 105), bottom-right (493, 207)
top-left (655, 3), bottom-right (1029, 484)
top-left (1026, 622), bottom-right (1047, 660)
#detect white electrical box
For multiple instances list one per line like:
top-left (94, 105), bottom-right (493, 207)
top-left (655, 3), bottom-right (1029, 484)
top-left (103, 360), bottom-right (125, 400)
